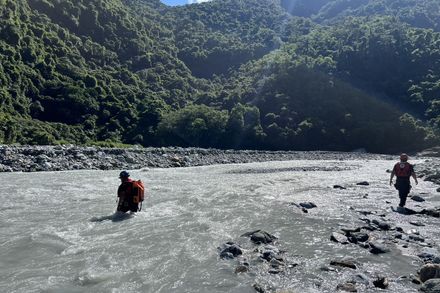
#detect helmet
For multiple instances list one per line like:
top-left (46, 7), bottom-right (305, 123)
top-left (400, 153), bottom-right (408, 162)
top-left (119, 171), bottom-right (130, 178)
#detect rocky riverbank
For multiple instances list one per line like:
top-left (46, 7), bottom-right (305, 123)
top-left (0, 145), bottom-right (392, 173)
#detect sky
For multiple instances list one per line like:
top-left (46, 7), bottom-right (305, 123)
top-left (161, 0), bottom-right (211, 6)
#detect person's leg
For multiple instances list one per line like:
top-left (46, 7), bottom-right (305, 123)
top-left (398, 185), bottom-right (410, 207)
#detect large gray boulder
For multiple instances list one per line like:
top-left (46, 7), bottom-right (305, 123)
top-left (421, 279), bottom-right (440, 292)
top-left (420, 264), bottom-right (440, 282)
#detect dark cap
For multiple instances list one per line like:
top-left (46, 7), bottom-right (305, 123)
top-left (119, 171), bottom-right (130, 178)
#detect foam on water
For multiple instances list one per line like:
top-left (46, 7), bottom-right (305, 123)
top-left (0, 160), bottom-right (438, 292)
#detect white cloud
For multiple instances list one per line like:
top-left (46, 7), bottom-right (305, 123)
top-left (188, 0), bottom-right (212, 4)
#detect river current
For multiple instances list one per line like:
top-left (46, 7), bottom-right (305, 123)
top-left (1, 159), bottom-right (439, 292)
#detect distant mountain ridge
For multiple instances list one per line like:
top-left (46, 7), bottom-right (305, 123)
top-left (0, 0), bottom-right (439, 152)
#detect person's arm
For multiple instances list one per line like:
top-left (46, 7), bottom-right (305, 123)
top-left (411, 172), bottom-right (418, 185)
top-left (389, 170), bottom-right (395, 186)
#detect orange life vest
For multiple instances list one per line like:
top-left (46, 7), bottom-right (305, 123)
top-left (132, 180), bottom-right (145, 204)
top-left (394, 162), bottom-right (412, 177)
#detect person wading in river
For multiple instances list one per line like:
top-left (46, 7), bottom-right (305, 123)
top-left (389, 153), bottom-right (418, 208)
top-left (117, 171), bottom-right (145, 213)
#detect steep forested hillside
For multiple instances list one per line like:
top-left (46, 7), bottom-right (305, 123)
top-left (0, 0), bottom-right (439, 152)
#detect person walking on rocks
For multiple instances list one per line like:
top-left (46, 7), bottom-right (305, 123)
top-left (389, 154), bottom-right (418, 208)
top-left (117, 171), bottom-right (145, 213)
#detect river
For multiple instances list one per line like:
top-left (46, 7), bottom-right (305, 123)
top-left (1, 159), bottom-right (439, 292)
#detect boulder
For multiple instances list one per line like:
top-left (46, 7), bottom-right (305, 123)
top-left (420, 278), bottom-right (440, 292)
top-left (420, 264), bottom-right (440, 282)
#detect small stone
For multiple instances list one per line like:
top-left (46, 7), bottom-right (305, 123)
top-left (410, 221), bottom-right (425, 227)
top-left (356, 181), bottom-right (370, 186)
top-left (330, 260), bottom-right (357, 269)
top-left (242, 230), bottom-right (277, 244)
top-left (334, 185), bottom-right (347, 190)
top-left (336, 282), bottom-right (357, 292)
top-left (349, 232), bottom-right (369, 243)
top-left (372, 219), bottom-right (391, 231)
top-left (369, 242), bottom-right (390, 254)
top-left (331, 232), bottom-right (349, 244)
top-left (235, 265), bottom-right (249, 274)
top-left (411, 195), bottom-right (426, 202)
top-left (253, 283), bottom-right (265, 293)
top-left (373, 277), bottom-right (389, 289)
top-left (299, 202), bottom-right (317, 209)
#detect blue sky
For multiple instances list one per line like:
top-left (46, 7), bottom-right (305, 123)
top-left (161, 0), bottom-right (211, 6)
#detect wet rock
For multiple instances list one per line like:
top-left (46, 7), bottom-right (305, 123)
top-left (369, 242), bottom-right (390, 254)
top-left (411, 195), bottom-right (426, 202)
top-left (299, 202), bottom-right (317, 209)
top-left (373, 276), bottom-right (389, 289)
top-left (331, 232), bottom-right (349, 244)
top-left (421, 208), bottom-right (440, 218)
top-left (336, 282), bottom-right (357, 292)
top-left (253, 283), bottom-right (265, 293)
top-left (334, 185), bottom-right (347, 190)
top-left (410, 221), bottom-right (425, 227)
top-left (242, 230), bottom-right (277, 244)
top-left (219, 243), bottom-right (243, 259)
top-left (348, 232), bottom-right (369, 243)
top-left (350, 273), bottom-right (370, 285)
top-left (420, 279), bottom-right (440, 292)
top-left (420, 264), bottom-right (440, 282)
top-left (356, 181), bottom-right (370, 186)
top-left (372, 219), bottom-right (391, 231)
top-left (341, 227), bottom-right (361, 234)
top-left (330, 260), bottom-right (357, 269)
top-left (235, 265), bottom-right (249, 274)
top-left (418, 250), bottom-right (440, 263)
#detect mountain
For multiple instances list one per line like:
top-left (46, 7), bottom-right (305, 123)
top-left (0, 0), bottom-right (438, 152)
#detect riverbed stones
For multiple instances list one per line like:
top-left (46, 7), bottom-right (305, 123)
top-left (420, 264), bottom-right (440, 282)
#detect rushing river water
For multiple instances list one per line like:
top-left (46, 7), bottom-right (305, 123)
top-left (1, 159), bottom-right (439, 293)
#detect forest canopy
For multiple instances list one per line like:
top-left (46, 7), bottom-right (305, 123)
top-left (0, 0), bottom-right (439, 153)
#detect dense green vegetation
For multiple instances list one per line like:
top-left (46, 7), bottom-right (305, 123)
top-left (0, 0), bottom-right (439, 153)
